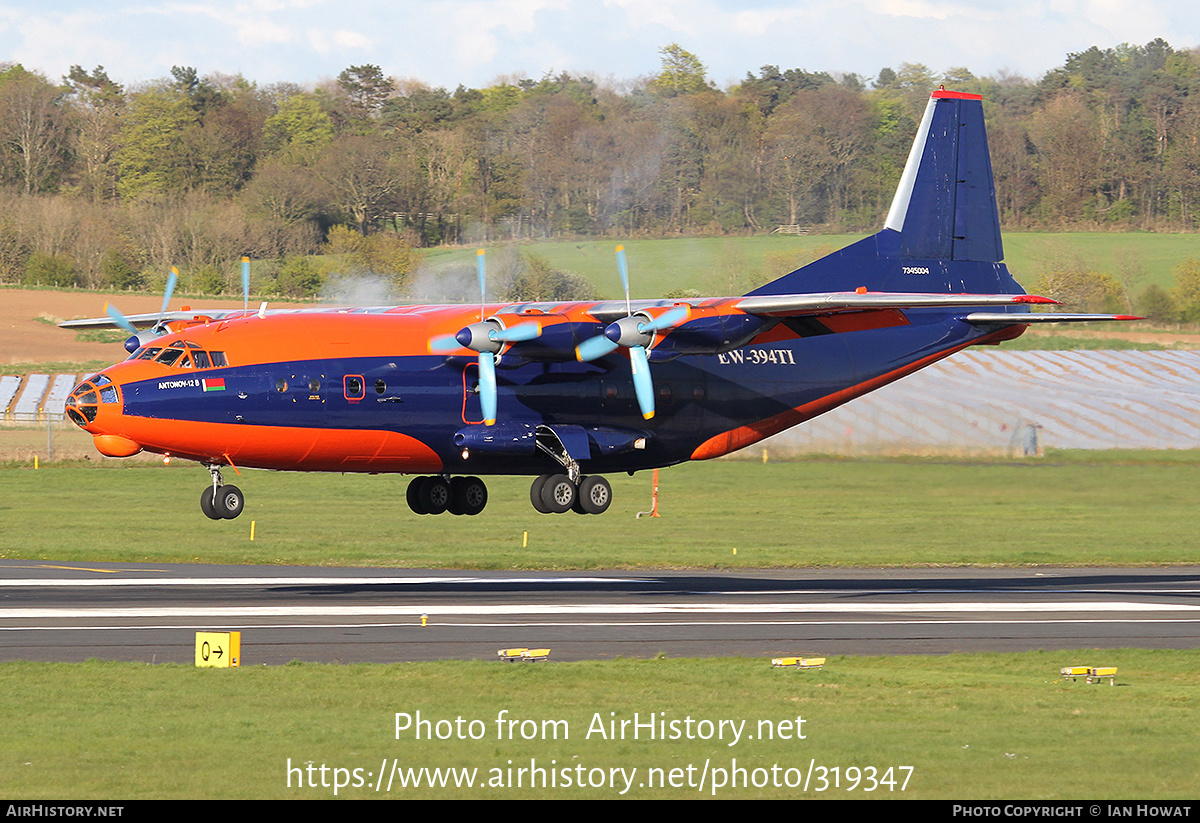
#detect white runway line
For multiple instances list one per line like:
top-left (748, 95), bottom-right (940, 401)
top-left (2, 601), bottom-right (1199, 619)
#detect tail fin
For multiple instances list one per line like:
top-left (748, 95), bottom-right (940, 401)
top-left (750, 89), bottom-right (1023, 297)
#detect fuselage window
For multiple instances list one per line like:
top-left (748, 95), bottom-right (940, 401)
top-left (276, 378), bottom-right (288, 393)
top-left (375, 379), bottom-right (386, 394)
top-left (344, 375), bottom-right (364, 400)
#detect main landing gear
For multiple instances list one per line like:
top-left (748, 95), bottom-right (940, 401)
top-left (200, 465), bottom-right (244, 520)
top-left (530, 474), bottom-right (612, 515)
top-left (406, 475), bottom-right (488, 516)
top-left (525, 425), bottom-right (612, 515)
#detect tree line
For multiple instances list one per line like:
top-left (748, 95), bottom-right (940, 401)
top-left (1, 40), bottom-right (1199, 306)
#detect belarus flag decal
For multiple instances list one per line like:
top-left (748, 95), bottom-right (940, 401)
top-left (202, 378), bottom-right (226, 392)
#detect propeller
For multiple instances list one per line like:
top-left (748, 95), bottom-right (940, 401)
top-left (428, 249), bottom-right (541, 426)
top-left (109, 267), bottom-right (179, 353)
top-left (576, 246), bottom-right (689, 420)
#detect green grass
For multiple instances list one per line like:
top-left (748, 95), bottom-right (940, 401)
top-left (995, 332), bottom-right (1183, 351)
top-left (4, 453), bottom-right (1197, 799)
top-left (422, 232), bottom-right (1200, 298)
top-left (2, 652), bottom-right (1196, 799)
top-left (4, 453), bottom-right (1199, 567)
top-left (3, 359), bottom-right (111, 376)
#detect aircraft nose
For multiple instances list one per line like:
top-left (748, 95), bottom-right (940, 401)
top-left (65, 374), bottom-right (120, 431)
top-left (66, 374), bottom-right (142, 457)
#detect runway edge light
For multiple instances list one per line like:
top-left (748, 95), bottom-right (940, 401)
top-left (195, 631), bottom-right (241, 668)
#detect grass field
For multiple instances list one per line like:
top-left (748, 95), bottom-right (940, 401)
top-left (421, 231), bottom-right (1200, 298)
top-left (4, 454), bottom-right (1198, 799)
top-left (2, 651), bottom-right (1197, 799)
top-left (3, 452), bottom-right (1199, 568)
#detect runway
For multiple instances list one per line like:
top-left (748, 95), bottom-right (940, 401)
top-left (2, 561), bottom-right (1199, 663)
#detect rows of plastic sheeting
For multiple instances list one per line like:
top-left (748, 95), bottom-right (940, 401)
top-left (2, 374), bottom-right (76, 421)
top-left (769, 350), bottom-right (1200, 454)
top-left (42, 374), bottom-right (78, 417)
top-left (0, 375), bottom-right (19, 415)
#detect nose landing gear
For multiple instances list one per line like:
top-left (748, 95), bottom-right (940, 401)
top-left (200, 465), bottom-right (244, 520)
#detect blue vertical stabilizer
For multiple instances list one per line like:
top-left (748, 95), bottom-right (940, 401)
top-left (751, 90), bottom-right (1021, 297)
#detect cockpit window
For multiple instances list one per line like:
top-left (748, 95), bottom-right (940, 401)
top-left (155, 348), bottom-right (184, 366)
top-left (122, 343), bottom-right (228, 369)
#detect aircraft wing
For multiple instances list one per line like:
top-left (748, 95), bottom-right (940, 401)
top-left (58, 309), bottom-right (254, 330)
top-left (583, 291), bottom-right (1058, 323)
top-left (59, 293), bottom-right (1138, 332)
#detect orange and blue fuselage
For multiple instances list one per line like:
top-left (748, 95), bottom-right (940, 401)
top-left (66, 297), bottom-right (1021, 476)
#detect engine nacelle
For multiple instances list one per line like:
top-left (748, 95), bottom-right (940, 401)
top-left (647, 314), bottom-right (770, 361)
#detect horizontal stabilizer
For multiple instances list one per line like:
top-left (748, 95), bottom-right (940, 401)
top-left (964, 312), bottom-right (1142, 324)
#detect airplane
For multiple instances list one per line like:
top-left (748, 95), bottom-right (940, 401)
top-left (60, 88), bottom-right (1137, 520)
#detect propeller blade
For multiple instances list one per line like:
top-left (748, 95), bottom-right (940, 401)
top-left (160, 268), bottom-right (178, 320)
top-left (241, 257), bottom-right (250, 312)
top-left (576, 245), bottom-right (635, 360)
top-left (429, 334), bottom-right (465, 354)
top-left (478, 350), bottom-right (497, 426)
top-left (616, 245), bottom-right (631, 316)
top-left (576, 335), bottom-right (620, 362)
top-left (104, 302), bottom-right (137, 335)
top-left (629, 346), bottom-right (655, 420)
top-left (638, 305), bottom-right (689, 334)
top-left (490, 321), bottom-right (540, 344)
top-left (476, 249), bottom-right (486, 322)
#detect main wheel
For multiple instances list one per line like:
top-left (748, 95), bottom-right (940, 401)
top-left (406, 477), bottom-right (428, 514)
top-left (216, 485), bottom-right (244, 519)
top-left (577, 475), bottom-right (612, 515)
top-left (454, 476), bottom-right (488, 516)
top-left (419, 476), bottom-right (451, 515)
top-left (540, 473), bottom-right (576, 514)
top-left (530, 474), bottom-right (551, 513)
top-left (200, 487), bottom-right (221, 520)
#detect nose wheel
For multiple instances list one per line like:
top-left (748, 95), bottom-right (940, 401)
top-left (200, 465), bottom-right (244, 520)
top-left (531, 474), bottom-right (611, 514)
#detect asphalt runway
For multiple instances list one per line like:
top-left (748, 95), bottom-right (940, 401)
top-left (2, 560), bottom-right (1199, 664)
